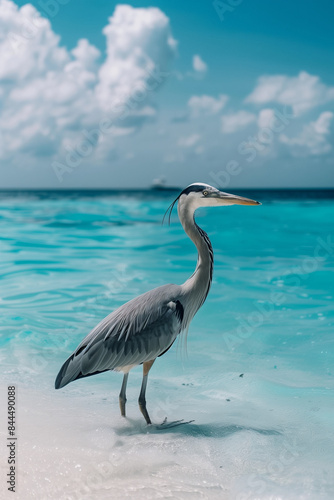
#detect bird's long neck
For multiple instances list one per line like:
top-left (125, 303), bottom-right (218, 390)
top-left (178, 202), bottom-right (213, 324)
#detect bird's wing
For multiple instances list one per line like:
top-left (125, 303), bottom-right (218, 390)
top-left (55, 284), bottom-right (184, 388)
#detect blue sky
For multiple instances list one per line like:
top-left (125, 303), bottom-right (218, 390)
top-left (2, 0), bottom-right (334, 188)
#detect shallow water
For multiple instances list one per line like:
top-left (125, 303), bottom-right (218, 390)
top-left (0, 190), bottom-right (333, 499)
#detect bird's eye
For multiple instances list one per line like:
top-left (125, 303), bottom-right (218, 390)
top-left (203, 190), bottom-right (208, 196)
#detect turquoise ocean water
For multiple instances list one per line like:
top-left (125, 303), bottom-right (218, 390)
top-left (0, 189), bottom-right (333, 499)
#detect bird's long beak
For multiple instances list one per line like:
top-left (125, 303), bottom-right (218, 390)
top-left (217, 191), bottom-right (261, 206)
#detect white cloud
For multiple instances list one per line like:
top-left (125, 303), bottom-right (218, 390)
top-left (246, 71), bottom-right (334, 116)
top-left (0, 1), bottom-right (176, 170)
top-left (0, 2), bottom-right (68, 82)
top-left (178, 133), bottom-right (201, 147)
top-left (221, 110), bottom-right (256, 134)
top-left (96, 5), bottom-right (177, 112)
top-left (257, 108), bottom-right (276, 129)
top-left (192, 54), bottom-right (207, 74)
top-left (188, 94), bottom-right (228, 117)
top-left (280, 111), bottom-right (333, 156)
top-left (71, 38), bottom-right (100, 69)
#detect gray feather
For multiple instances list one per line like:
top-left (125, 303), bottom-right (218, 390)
top-left (55, 284), bottom-right (184, 388)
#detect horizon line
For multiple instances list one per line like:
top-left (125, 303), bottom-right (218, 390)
top-left (0, 187), bottom-right (334, 192)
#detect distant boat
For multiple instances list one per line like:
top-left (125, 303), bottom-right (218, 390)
top-left (151, 178), bottom-right (180, 191)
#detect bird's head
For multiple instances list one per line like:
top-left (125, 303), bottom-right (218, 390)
top-left (180, 183), bottom-right (261, 208)
top-left (164, 182), bottom-right (260, 223)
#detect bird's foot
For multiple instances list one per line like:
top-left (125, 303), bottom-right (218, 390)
top-left (155, 417), bottom-right (194, 430)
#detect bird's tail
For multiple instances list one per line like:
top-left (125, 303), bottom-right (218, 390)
top-left (55, 353), bottom-right (81, 389)
top-left (55, 348), bottom-right (110, 389)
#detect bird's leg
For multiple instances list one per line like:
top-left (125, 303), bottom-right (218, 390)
top-left (119, 373), bottom-right (129, 417)
top-left (138, 360), bottom-right (155, 425)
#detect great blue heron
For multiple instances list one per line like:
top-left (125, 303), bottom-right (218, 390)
top-left (55, 183), bottom-right (260, 425)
